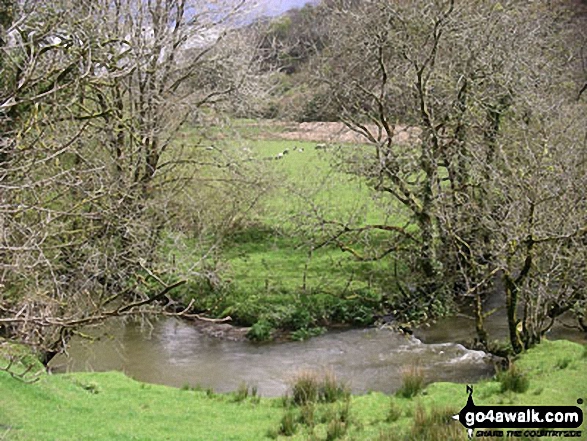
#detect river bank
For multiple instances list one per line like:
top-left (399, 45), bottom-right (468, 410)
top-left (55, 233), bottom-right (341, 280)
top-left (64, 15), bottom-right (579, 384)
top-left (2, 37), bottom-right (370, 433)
top-left (1, 339), bottom-right (585, 440)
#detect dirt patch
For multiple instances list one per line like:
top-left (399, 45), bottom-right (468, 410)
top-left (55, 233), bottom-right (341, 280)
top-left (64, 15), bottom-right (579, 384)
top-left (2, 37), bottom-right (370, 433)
top-left (273, 121), bottom-right (421, 145)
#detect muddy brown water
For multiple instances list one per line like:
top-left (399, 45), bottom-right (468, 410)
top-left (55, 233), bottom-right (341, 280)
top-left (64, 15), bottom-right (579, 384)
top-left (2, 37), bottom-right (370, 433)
top-left (51, 318), bottom-right (502, 397)
top-left (51, 295), bottom-right (585, 397)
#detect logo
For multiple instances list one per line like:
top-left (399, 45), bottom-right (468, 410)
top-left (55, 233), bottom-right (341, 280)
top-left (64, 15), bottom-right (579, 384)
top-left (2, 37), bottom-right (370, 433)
top-left (453, 385), bottom-right (584, 439)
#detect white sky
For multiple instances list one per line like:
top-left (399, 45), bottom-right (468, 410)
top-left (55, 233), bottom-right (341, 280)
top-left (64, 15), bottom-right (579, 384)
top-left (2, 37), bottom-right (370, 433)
top-left (257, 0), bottom-right (318, 16)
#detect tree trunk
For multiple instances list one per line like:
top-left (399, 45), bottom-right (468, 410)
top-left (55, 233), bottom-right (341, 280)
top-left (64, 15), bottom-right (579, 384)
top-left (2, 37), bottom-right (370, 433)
top-left (504, 273), bottom-right (523, 354)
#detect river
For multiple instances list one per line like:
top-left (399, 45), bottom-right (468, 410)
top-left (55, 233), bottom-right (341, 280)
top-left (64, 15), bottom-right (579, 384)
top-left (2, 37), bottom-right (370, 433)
top-left (51, 317), bottom-right (501, 397)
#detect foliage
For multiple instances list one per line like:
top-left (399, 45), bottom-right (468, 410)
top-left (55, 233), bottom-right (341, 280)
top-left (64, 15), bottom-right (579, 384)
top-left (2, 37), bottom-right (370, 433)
top-left (247, 320), bottom-right (274, 341)
top-left (255, 3), bottom-right (328, 75)
top-left (291, 326), bottom-right (326, 341)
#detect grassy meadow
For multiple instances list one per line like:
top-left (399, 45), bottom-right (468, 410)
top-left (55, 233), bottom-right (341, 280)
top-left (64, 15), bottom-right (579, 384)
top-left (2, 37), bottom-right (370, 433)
top-left (1, 339), bottom-right (585, 440)
top-left (164, 131), bottom-right (416, 339)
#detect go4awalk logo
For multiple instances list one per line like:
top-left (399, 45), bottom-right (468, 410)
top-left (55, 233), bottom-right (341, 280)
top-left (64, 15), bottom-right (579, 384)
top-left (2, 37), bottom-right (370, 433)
top-left (453, 385), bottom-right (584, 439)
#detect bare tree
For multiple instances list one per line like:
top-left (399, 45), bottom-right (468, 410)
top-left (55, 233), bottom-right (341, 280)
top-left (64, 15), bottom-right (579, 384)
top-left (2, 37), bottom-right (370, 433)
top-left (316, 0), bottom-right (587, 352)
top-left (0, 0), bottom-right (267, 366)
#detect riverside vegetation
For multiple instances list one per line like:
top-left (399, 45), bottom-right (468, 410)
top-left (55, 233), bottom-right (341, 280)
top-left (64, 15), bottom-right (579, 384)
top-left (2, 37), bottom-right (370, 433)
top-left (1, 340), bottom-right (586, 440)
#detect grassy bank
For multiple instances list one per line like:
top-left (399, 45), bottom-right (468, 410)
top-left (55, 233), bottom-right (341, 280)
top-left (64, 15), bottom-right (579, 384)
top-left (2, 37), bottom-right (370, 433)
top-left (1, 340), bottom-right (585, 440)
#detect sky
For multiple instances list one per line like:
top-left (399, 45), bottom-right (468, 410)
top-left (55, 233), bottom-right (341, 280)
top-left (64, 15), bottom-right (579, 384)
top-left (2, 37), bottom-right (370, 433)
top-left (258, 0), bottom-right (318, 16)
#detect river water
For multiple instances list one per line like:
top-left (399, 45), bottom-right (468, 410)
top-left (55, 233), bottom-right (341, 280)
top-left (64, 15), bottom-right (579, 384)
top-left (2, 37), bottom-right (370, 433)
top-left (51, 318), bottom-right (500, 396)
top-left (50, 281), bottom-right (587, 397)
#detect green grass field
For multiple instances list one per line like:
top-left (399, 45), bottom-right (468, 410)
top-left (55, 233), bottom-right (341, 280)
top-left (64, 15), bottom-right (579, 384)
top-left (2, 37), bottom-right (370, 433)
top-left (1, 340), bottom-right (585, 440)
top-left (164, 134), bottom-right (416, 337)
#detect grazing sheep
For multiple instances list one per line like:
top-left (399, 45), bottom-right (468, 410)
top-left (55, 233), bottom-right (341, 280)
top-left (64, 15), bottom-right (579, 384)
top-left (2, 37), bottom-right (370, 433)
top-left (205, 146), bottom-right (214, 151)
top-left (275, 152), bottom-right (284, 159)
top-left (297, 147), bottom-right (304, 152)
top-left (315, 143), bottom-right (326, 150)
top-left (282, 148), bottom-right (289, 155)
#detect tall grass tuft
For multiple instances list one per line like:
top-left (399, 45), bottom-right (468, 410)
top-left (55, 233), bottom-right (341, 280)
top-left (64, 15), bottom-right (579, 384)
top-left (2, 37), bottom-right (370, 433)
top-left (232, 382), bottom-right (259, 403)
top-left (233, 382), bottom-right (249, 402)
top-left (324, 399), bottom-right (351, 440)
top-left (290, 369), bottom-right (349, 406)
top-left (387, 400), bottom-right (403, 423)
top-left (396, 364), bottom-right (425, 398)
top-left (321, 369), bottom-right (350, 403)
top-left (278, 409), bottom-right (298, 436)
top-left (326, 419), bottom-right (347, 441)
top-left (299, 403), bottom-right (315, 427)
top-left (291, 370), bottom-right (320, 405)
top-left (409, 404), bottom-right (462, 441)
top-left (497, 363), bottom-right (530, 393)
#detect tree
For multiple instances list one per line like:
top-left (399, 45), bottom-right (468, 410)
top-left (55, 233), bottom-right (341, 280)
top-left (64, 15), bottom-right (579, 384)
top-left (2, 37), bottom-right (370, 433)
top-left (315, 0), bottom-right (587, 352)
top-left (0, 0), bottom-right (265, 366)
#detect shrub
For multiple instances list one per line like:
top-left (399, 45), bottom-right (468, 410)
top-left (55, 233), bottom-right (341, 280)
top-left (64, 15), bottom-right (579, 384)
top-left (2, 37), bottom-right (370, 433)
top-left (497, 363), bottom-right (530, 393)
top-left (396, 365), bottom-right (425, 398)
top-left (247, 320), bottom-right (273, 341)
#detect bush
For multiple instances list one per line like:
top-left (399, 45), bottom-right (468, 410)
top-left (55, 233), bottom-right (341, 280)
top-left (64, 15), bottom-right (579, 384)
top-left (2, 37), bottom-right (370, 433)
top-left (247, 320), bottom-right (273, 341)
